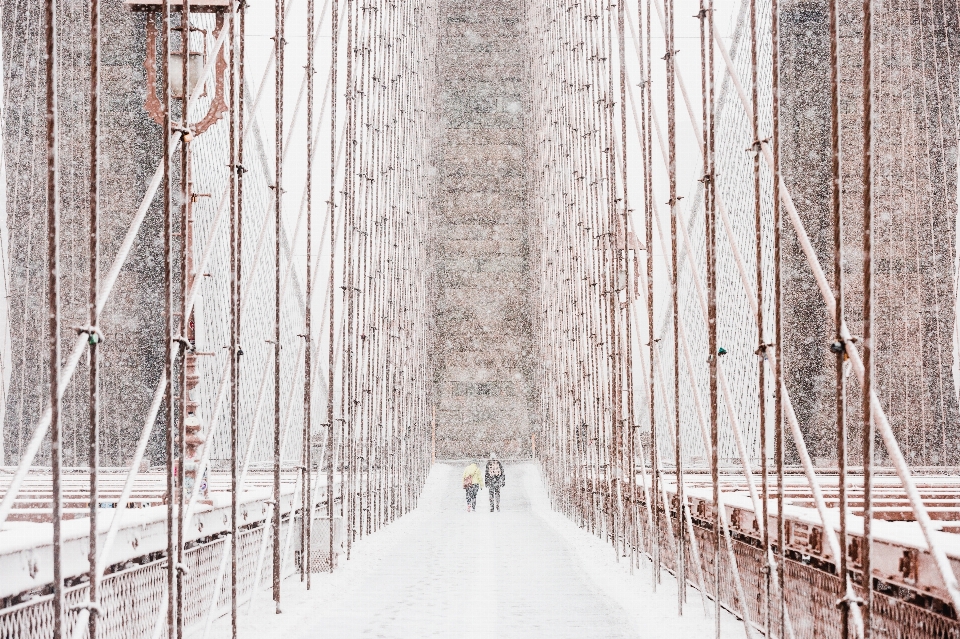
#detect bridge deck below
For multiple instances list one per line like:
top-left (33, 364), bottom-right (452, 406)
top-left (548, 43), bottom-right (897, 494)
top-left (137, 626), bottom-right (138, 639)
top-left (211, 462), bottom-right (742, 639)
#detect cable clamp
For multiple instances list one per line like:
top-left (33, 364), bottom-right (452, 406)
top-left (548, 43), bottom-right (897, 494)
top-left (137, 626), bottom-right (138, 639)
top-left (72, 325), bottom-right (104, 345)
top-left (173, 126), bottom-right (194, 143)
top-left (175, 563), bottom-right (191, 575)
top-left (836, 593), bottom-right (864, 610)
top-left (69, 601), bottom-right (104, 616)
top-left (747, 137), bottom-right (771, 154)
top-left (830, 336), bottom-right (858, 357)
top-left (173, 336), bottom-right (195, 352)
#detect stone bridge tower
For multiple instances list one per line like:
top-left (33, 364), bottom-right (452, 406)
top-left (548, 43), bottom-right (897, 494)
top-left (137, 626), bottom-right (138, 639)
top-left (431, 0), bottom-right (536, 460)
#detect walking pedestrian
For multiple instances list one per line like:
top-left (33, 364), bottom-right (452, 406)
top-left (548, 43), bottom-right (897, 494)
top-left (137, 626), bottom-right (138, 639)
top-left (462, 461), bottom-right (484, 512)
top-left (485, 454), bottom-right (505, 512)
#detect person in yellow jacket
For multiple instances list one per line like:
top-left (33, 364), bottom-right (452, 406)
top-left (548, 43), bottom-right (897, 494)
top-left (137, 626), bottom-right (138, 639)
top-left (462, 461), bottom-right (484, 512)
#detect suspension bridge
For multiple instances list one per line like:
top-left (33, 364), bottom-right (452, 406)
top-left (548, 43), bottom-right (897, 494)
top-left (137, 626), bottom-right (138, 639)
top-left (0, 0), bottom-right (958, 637)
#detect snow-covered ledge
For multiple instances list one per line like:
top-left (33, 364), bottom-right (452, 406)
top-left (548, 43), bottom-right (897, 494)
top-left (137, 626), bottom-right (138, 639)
top-left (0, 485), bottom-right (300, 601)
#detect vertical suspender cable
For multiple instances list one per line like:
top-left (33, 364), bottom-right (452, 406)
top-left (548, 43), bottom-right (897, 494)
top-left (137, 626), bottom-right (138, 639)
top-left (610, 0), bottom-right (625, 560)
top-left (642, 0), bottom-right (660, 589)
top-left (229, 0), bottom-right (243, 632)
top-left (302, 0), bottom-right (315, 589)
top-left (701, 1), bottom-right (719, 634)
top-left (770, 0), bottom-right (787, 632)
top-left (177, 5), bottom-right (191, 636)
top-left (45, 0), bottom-right (62, 632)
top-left (604, 0), bottom-right (621, 557)
top-left (663, 0), bottom-right (684, 611)
top-left (747, 0), bottom-right (771, 632)
top-left (273, 0), bottom-right (286, 610)
top-left (326, 0), bottom-right (338, 575)
top-left (698, 0), bottom-right (710, 615)
top-left (161, 0), bottom-right (179, 634)
top-left (616, 0), bottom-right (636, 573)
top-left (827, 0), bottom-right (853, 636)
top-left (341, 0), bottom-right (352, 552)
top-left (861, 0), bottom-right (876, 633)
top-left (87, 0), bottom-right (101, 633)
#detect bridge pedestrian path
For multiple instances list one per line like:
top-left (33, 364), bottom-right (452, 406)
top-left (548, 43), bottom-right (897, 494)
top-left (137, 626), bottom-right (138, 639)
top-left (212, 462), bottom-right (744, 639)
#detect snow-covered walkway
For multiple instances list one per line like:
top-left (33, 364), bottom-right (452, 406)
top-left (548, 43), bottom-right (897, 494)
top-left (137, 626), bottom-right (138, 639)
top-left (213, 462), bottom-right (746, 639)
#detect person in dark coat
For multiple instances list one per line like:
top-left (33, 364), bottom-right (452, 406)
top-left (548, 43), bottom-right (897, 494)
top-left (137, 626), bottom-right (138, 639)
top-left (485, 454), bottom-right (506, 512)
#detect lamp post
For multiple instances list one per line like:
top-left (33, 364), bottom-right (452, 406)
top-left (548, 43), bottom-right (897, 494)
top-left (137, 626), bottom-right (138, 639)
top-left (127, 0), bottom-right (226, 513)
top-left (127, 0), bottom-right (229, 136)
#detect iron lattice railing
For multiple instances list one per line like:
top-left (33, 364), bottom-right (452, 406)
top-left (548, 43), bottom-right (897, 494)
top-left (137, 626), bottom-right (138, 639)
top-left (612, 483), bottom-right (960, 639)
top-left (0, 514), bottom-right (309, 639)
